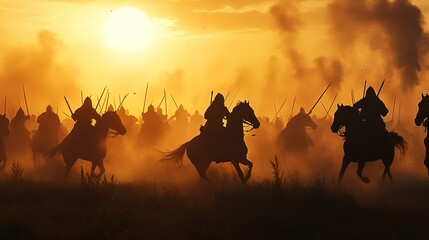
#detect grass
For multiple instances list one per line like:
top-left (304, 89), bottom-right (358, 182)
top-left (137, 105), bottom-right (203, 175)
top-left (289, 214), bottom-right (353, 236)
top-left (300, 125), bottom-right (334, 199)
top-left (0, 161), bottom-right (427, 239)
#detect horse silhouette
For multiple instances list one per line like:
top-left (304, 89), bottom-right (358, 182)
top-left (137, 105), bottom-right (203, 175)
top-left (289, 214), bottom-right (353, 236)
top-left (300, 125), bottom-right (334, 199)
top-left (276, 108), bottom-right (317, 157)
top-left (50, 111), bottom-right (126, 175)
top-left (31, 129), bottom-right (60, 166)
top-left (0, 114), bottom-right (9, 171)
top-left (331, 104), bottom-right (406, 184)
top-left (162, 101), bottom-right (260, 183)
top-left (414, 93), bottom-right (429, 175)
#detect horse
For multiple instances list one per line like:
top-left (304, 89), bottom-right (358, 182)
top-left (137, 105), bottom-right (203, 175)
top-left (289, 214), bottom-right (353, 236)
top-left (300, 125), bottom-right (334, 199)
top-left (414, 93), bottom-right (429, 175)
top-left (331, 104), bottom-right (406, 184)
top-left (50, 111), bottom-right (127, 175)
top-left (0, 114), bottom-right (9, 171)
top-left (276, 108), bottom-right (317, 157)
top-left (31, 129), bottom-right (59, 166)
top-left (162, 101), bottom-right (260, 183)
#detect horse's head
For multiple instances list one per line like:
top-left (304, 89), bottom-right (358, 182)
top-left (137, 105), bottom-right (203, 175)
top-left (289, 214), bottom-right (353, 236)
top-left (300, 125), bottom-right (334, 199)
top-left (99, 111), bottom-right (127, 135)
top-left (232, 101), bottom-right (260, 129)
top-left (292, 108), bottom-right (317, 130)
top-left (0, 114), bottom-right (9, 137)
top-left (331, 104), bottom-right (355, 133)
top-left (415, 93), bottom-right (429, 126)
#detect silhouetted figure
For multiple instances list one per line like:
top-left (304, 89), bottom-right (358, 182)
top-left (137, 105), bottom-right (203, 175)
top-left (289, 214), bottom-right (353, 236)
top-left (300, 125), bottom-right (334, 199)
top-left (276, 107), bottom-right (317, 157)
top-left (69, 97), bottom-right (101, 149)
top-left (171, 104), bottom-right (191, 131)
top-left (157, 107), bottom-right (168, 124)
top-left (203, 93), bottom-right (229, 134)
top-left (162, 101), bottom-right (260, 183)
top-left (8, 108), bottom-right (31, 154)
top-left (138, 104), bottom-right (164, 147)
top-left (51, 111), bottom-right (126, 175)
top-left (415, 93), bottom-right (429, 175)
top-left (31, 105), bottom-right (61, 165)
top-left (331, 104), bottom-right (406, 184)
top-left (0, 114), bottom-right (9, 170)
top-left (274, 117), bottom-right (284, 133)
top-left (189, 110), bottom-right (204, 135)
top-left (354, 86), bottom-right (388, 137)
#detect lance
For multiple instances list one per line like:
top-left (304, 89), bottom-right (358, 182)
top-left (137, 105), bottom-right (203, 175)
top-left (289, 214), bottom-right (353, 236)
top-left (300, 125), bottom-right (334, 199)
top-left (157, 94), bottom-right (165, 109)
top-left (117, 93), bottom-right (130, 111)
top-left (398, 100), bottom-right (402, 123)
top-left (377, 79), bottom-right (385, 97)
top-left (23, 85), bottom-right (29, 115)
top-left (56, 106), bottom-right (58, 115)
top-left (308, 82), bottom-right (331, 115)
top-left (210, 91), bottom-right (213, 105)
top-left (391, 95), bottom-right (396, 122)
top-left (326, 92), bottom-right (338, 115)
top-left (105, 92), bottom-right (110, 112)
top-left (62, 111), bottom-right (71, 119)
top-left (351, 89), bottom-right (355, 105)
top-left (224, 91), bottom-right (230, 102)
top-left (274, 104), bottom-right (277, 117)
top-left (142, 82), bottom-right (149, 112)
top-left (228, 88), bottom-right (240, 109)
top-left (17, 97), bottom-right (21, 109)
top-left (271, 98), bottom-right (287, 122)
top-left (81, 91), bottom-right (83, 105)
top-left (289, 96), bottom-right (296, 120)
top-left (164, 89), bottom-right (167, 116)
top-left (170, 94), bottom-right (179, 109)
top-left (64, 96), bottom-right (74, 116)
top-left (321, 102), bottom-right (329, 116)
top-left (95, 86), bottom-right (107, 111)
top-left (363, 80), bottom-right (367, 98)
top-left (100, 89), bottom-right (109, 114)
top-left (4, 96), bottom-right (6, 115)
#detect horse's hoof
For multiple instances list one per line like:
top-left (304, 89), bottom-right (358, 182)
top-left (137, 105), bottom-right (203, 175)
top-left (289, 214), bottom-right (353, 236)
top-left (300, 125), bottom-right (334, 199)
top-left (361, 177), bottom-right (370, 184)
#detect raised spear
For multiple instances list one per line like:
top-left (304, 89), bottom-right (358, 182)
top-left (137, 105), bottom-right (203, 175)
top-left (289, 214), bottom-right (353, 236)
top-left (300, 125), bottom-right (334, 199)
top-left (94, 86), bottom-right (107, 111)
top-left (377, 79), bottom-right (385, 97)
top-left (142, 82), bottom-right (149, 112)
top-left (170, 94), bottom-right (179, 109)
top-left (23, 85), bottom-right (29, 115)
top-left (308, 82), bottom-right (331, 115)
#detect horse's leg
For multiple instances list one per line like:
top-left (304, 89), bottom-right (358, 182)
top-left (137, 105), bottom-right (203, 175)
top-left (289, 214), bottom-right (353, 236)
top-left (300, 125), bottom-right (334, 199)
top-left (239, 158), bottom-right (253, 183)
top-left (98, 161), bottom-right (105, 176)
top-left (231, 161), bottom-right (246, 184)
top-left (91, 162), bottom-right (97, 177)
top-left (357, 161), bottom-right (370, 183)
top-left (192, 157), bottom-right (212, 183)
top-left (338, 155), bottom-right (351, 185)
top-left (425, 138), bottom-right (429, 176)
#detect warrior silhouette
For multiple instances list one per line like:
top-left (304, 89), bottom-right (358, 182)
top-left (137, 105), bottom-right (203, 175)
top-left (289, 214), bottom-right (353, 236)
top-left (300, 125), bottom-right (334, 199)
top-left (353, 86), bottom-right (388, 136)
top-left (171, 104), bottom-right (191, 127)
top-left (138, 104), bottom-right (164, 146)
top-left (69, 97), bottom-right (101, 148)
top-left (37, 105), bottom-right (60, 138)
top-left (203, 93), bottom-right (229, 136)
top-left (10, 108), bottom-right (31, 144)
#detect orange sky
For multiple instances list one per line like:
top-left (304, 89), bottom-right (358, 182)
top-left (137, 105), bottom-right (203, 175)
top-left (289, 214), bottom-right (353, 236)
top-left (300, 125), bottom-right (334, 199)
top-left (1, 0), bottom-right (429, 120)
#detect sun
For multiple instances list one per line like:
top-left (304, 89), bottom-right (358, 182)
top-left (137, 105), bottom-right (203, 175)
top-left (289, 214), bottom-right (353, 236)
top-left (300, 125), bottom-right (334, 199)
top-left (104, 6), bottom-right (153, 52)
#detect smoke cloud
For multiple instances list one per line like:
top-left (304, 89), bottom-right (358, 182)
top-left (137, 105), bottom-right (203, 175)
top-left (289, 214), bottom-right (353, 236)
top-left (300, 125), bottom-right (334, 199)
top-left (327, 0), bottom-right (429, 90)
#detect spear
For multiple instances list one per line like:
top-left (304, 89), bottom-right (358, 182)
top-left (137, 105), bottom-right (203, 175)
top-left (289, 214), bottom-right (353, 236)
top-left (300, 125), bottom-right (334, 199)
top-left (142, 82), bottom-right (149, 112)
top-left (321, 102), bottom-right (329, 116)
top-left (377, 79), bottom-right (385, 97)
top-left (170, 94), bottom-right (179, 109)
top-left (210, 91), bottom-right (213, 105)
top-left (363, 80), bottom-right (367, 98)
top-left (63, 111), bottom-right (71, 119)
top-left (117, 93), bottom-right (130, 111)
top-left (271, 98), bottom-right (287, 122)
top-left (94, 86), bottom-right (107, 111)
top-left (81, 91), bottom-right (83, 105)
top-left (351, 89), bottom-right (355, 105)
top-left (23, 85), bottom-right (29, 115)
top-left (4, 96), bottom-right (6, 115)
top-left (64, 96), bottom-right (74, 116)
top-left (104, 91), bottom-right (110, 112)
top-left (391, 95), bottom-right (396, 122)
top-left (224, 91), bottom-right (230, 102)
top-left (164, 89), bottom-right (167, 116)
top-left (157, 94), bottom-right (165, 109)
top-left (17, 97), bottom-right (21, 109)
top-left (100, 89), bottom-right (109, 114)
top-left (308, 82), bottom-right (331, 115)
top-left (326, 92), bottom-right (338, 116)
top-left (228, 87), bottom-right (240, 109)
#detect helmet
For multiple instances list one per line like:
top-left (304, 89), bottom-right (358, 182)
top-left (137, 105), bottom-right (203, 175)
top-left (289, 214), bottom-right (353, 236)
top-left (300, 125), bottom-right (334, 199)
top-left (366, 86), bottom-right (376, 98)
top-left (148, 104), bottom-right (155, 112)
top-left (107, 104), bottom-right (114, 112)
top-left (46, 105), bottom-right (52, 112)
top-left (17, 108), bottom-right (25, 116)
top-left (299, 107), bottom-right (306, 114)
top-left (214, 93), bottom-right (225, 104)
top-left (84, 97), bottom-right (92, 107)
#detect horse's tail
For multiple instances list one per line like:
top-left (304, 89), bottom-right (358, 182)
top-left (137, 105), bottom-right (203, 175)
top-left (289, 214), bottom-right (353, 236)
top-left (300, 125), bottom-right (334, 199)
top-left (390, 131), bottom-right (407, 156)
top-left (161, 141), bottom-right (190, 167)
top-left (48, 143), bottom-right (62, 159)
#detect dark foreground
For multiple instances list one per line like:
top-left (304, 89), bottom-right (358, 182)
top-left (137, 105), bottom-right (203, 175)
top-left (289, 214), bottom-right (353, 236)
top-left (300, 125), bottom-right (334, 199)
top-left (0, 171), bottom-right (428, 240)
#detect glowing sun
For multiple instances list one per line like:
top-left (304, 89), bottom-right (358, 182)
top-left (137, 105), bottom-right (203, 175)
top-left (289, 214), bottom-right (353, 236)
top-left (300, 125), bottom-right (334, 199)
top-left (104, 6), bottom-right (153, 51)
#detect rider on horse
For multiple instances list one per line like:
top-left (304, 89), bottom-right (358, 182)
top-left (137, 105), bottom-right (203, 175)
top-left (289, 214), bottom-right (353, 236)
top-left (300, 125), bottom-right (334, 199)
top-left (203, 93), bottom-right (230, 136)
top-left (353, 86), bottom-right (388, 137)
top-left (37, 105), bottom-right (60, 137)
top-left (69, 97), bottom-right (100, 147)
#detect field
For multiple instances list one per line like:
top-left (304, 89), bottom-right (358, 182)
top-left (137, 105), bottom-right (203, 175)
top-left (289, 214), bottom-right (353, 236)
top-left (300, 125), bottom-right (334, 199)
top-left (0, 159), bottom-right (428, 240)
